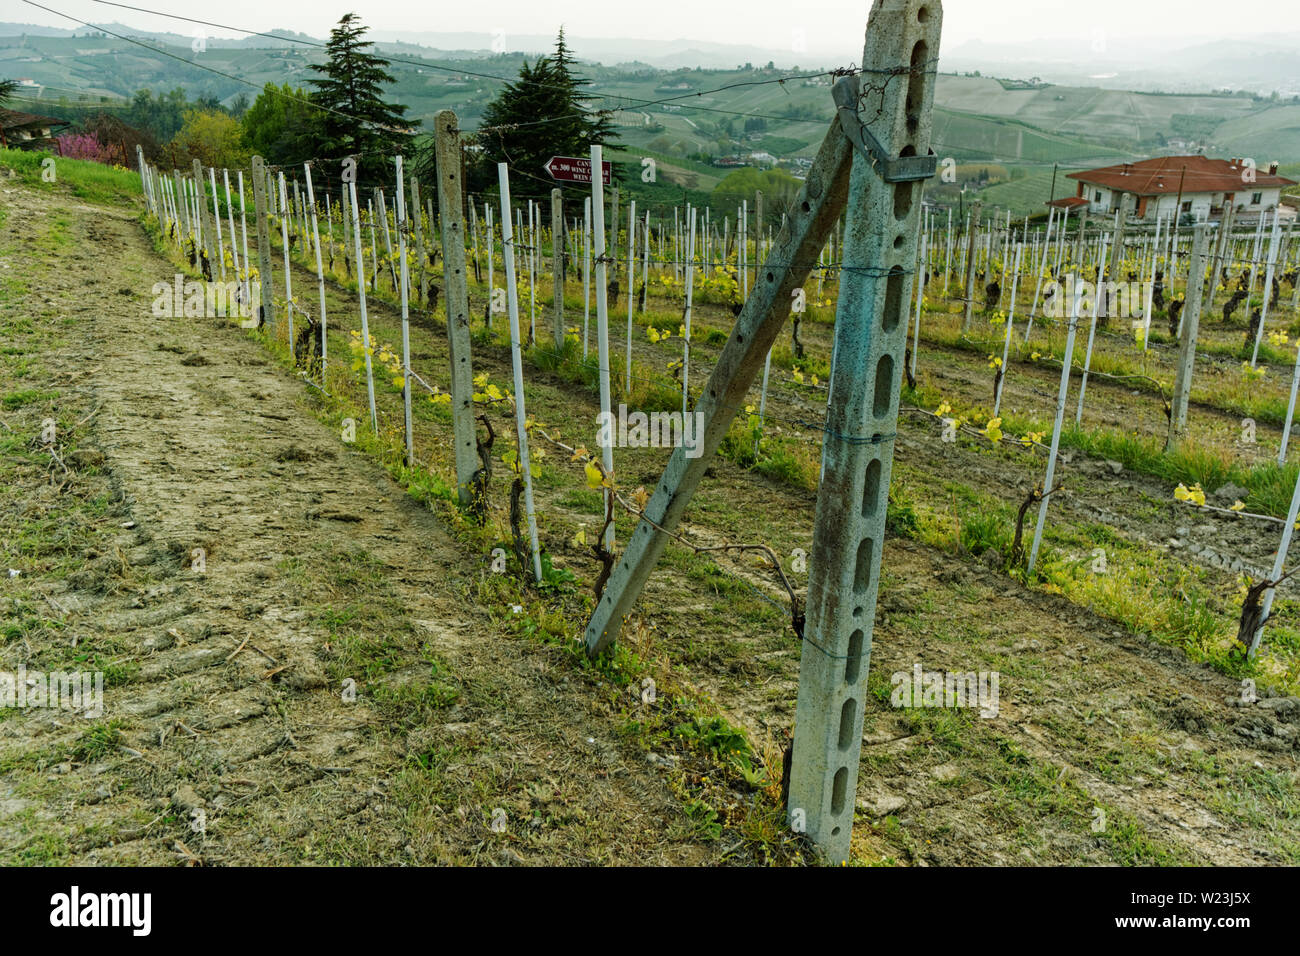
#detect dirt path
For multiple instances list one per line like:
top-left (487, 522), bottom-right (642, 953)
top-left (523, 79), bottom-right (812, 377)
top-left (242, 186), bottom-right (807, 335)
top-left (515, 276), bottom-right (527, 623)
top-left (5, 177), bottom-right (1298, 868)
top-left (0, 183), bottom-right (717, 865)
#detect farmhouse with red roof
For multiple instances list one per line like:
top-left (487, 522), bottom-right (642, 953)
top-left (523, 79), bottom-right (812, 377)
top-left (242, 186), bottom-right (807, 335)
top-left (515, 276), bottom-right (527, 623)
top-left (1064, 155), bottom-right (1296, 224)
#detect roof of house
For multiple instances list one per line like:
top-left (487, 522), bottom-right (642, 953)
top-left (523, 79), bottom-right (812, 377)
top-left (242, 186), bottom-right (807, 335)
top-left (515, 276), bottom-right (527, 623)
top-left (1066, 155), bottom-right (1296, 196)
top-left (0, 107), bottom-right (69, 131)
top-left (1046, 196), bottom-right (1089, 209)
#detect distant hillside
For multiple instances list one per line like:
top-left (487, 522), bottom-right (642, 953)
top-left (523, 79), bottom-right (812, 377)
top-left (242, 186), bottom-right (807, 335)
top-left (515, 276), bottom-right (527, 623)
top-left (2, 24), bottom-right (1295, 218)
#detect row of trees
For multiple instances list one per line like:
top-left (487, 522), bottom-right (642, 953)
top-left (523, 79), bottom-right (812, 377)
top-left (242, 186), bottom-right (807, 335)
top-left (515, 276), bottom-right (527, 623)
top-left (7, 15), bottom-right (620, 203)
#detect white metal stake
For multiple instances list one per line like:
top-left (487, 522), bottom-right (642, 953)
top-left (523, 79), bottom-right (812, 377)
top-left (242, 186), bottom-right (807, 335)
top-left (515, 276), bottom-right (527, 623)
top-left (496, 163), bottom-right (543, 582)
top-left (993, 241), bottom-right (1024, 418)
top-left (1075, 236), bottom-right (1108, 423)
top-left (641, 210), bottom-right (651, 313)
top-left (1142, 214), bottom-right (1161, 353)
top-left (1250, 213), bottom-right (1281, 368)
top-left (486, 204), bottom-right (495, 327)
top-left (583, 196), bottom-right (592, 357)
top-left (236, 171), bottom-right (251, 308)
top-left (625, 199), bottom-right (637, 391)
top-left (1252, 461), bottom-right (1300, 658)
top-left (221, 169), bottom-right (239, 288)
top-left (1028, 279), bottom-right (1085, 575)
top-left (304, 163), bottom-right (328, 377)
top-left (527, 200), bottom-right (536, 344)
top-left (1277, 309), bottom-right (1300, 464)
top-left (682, 206), bottom-right (697, 416)
top-left (1025, 207), bottom-right (1056, 336)
top-left (910, 226), bottom-right (927, 381)
top-left (591, 146), bottom-right (615, 551)
top-left (277, 173), bottom-right (293, 357)
top-left (348, 182), bottom-right (379, 436)
top-left (368, 200), bottom-right (378, 291)
top-left (206, 168), bottom-right (224, 281)
top-left (396, 156), bottom-right (414, 468)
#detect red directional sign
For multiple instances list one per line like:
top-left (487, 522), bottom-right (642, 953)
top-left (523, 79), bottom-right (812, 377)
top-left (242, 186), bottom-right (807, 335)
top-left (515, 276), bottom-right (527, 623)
top-left (543, 155), bottom-right (612, 185)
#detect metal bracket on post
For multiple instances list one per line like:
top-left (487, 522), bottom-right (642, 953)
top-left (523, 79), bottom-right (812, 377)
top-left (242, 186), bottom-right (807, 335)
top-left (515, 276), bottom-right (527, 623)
top-left (832, 75), bottom-right (937, 184)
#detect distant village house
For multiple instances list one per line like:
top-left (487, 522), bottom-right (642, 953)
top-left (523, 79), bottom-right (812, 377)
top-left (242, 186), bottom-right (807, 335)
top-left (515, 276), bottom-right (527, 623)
top-left (1062, 155), bottom-right (1297, 224)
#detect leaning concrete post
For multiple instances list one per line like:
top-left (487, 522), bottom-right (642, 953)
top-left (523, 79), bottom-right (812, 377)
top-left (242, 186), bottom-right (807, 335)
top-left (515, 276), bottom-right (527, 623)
top-left (433, 111), bottom-right (480, 509)
top-left (583, 114), bottom-right (857, 654)
top-left (1166, 221), bottom-right (1210, 452)
top-left (788, 0), bottom-right (940, 865)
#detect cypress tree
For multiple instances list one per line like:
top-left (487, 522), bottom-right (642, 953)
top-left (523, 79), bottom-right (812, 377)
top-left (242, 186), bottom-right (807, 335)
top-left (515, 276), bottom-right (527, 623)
top-left (308, 13), bottom-right (415, 183)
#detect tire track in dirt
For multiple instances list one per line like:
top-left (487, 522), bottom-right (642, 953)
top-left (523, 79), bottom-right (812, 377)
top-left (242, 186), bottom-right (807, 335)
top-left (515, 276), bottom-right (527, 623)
top-left (0, 184), bottom-right (717, 865)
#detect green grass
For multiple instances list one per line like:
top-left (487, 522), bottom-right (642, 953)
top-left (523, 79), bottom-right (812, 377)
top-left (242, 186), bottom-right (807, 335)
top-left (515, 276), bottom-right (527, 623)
top-left (0, 148), bottom-right (141, 206)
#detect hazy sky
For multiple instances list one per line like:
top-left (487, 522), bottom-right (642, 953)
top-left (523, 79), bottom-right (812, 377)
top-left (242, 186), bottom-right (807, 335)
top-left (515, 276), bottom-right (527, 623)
top-left (9, 0), bottom-right (1263, 55)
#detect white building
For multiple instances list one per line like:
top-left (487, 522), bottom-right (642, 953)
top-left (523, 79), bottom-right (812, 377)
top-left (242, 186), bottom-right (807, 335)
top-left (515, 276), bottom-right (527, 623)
top-left (1064, 155), bottom-right (1296, 224)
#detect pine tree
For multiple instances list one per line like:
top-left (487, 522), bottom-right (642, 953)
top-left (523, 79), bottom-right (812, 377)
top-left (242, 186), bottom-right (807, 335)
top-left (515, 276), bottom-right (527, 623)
top-left (469, 29), bottom-right (618, 198)
top-left (308, 13), bottom-right (415, 183)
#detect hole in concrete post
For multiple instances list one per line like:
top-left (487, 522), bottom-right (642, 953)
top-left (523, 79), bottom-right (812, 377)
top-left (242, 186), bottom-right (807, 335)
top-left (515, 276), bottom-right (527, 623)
top-left (845, 629), bottom-right (864, 683)
top-left (873, 353), bottom-right (894, 416)
top-left (837, 697), bottom-right (858, 750)
top-left (831, 766), bottom-right (848, 815)
top-left (882, 266), bottom-right (905, 332)
top-left (853, 537), bottom-right (874, 593)
top-left (893, 180), bottom-right (914, 221)
top-left (862, 458), bottom-right (881, 517)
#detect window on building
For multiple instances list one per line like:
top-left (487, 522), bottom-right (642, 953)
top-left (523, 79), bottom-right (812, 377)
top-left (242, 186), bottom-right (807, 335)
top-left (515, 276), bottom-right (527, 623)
top-left (1251, 192), bottom-right (1263, 205)
top-left (1181, 201), bottom-right (1192, 213)
top-left (1095, 191), bottom-right (1102, 202)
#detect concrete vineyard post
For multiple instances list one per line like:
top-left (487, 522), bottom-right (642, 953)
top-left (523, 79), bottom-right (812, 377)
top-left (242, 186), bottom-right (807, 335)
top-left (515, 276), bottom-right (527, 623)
top-left (788, 0), bottom-right (940, 865)
top-left (434, 111), bottom-right (480, 508)
top-left (1167, 223), bottom-right (1210, 452)
top-left (412, 177), bottom-right (426, 306)
top-left (496, 162), bottom-right (543, 583)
